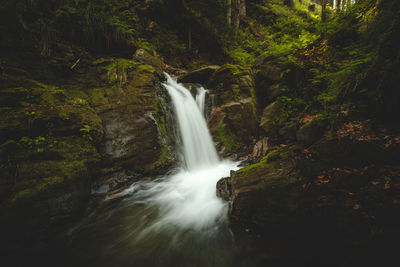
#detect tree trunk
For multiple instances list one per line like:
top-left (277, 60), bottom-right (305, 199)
top-left (188, 24), bottom-right (192, 50)
top-left (227, 0), bottom-right (232, 25)
top-left (321, 0), bottom-right (327, 22)
top-left (234, 0), bottom-right (246, 30)
top-left (239, 0), bottom-right (246, 18)
top-left (333, 0), bottom-right (337, 9)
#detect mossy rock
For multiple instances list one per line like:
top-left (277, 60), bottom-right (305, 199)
top-left (259, 101), bottom-right (283, 136)
top-left (178, 65), bottom-right (220, 84)
top-left (231, 145), bottom-right (301, 192)
top-left (229, 141), bottom-right (400, 265)
top-left (210, 99), bottom-right (258, 156)
top-left (88, 59), bottom-right (174, 174)
top-left (296, 118), bottom-right (327, 144)
top-left (207, 64), bottom-right (252, 104)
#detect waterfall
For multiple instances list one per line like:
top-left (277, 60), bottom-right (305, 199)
top-left (195, 86), bottom-right (206, 116)
top-left (163, 73), bottom-right (218, 170)
top-left (59, 73), bottom-right (240, 266)
top-left (125, 73), bottom-right (238, 231)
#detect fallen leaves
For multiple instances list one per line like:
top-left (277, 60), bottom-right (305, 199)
top-left (336, 120), bottom-right (373, 140)
top-left (300, 113), bottom-right (320, 124)
top-left (384, 183), bottom-right (390, 190)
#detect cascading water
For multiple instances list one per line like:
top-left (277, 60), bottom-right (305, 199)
top-left (163, 73), bottom-right (218, 170)
top-left (195, 86), bottom-right (206, 116)
top-left (42, 74), bottom-right (241, 267)
top-left (137, 73), bottom-right (239, 230)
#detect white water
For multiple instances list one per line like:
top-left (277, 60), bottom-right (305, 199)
top-left (129, 73), bottom-right (238, 232)
top-left (42, 73), bottom-right (241, 267)
top-left (163, 73), bottom-right (219, 170)
top-left (195, 86), bottom-right (206, 116)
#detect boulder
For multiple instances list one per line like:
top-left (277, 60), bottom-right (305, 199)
top-left (227, 137), bottom-right (400, 266)
top-left (177, 65), bottom-right (220, 84)
top-left (0, 58), bottom-right (174, 240)
top-left (207, 64), bottom-right (252, 104)
top-left (133, 48), bottom-right (163, 74)
top-left (254, 65), bottom-right (283, 106)
top-left (250, 137), bottom-right (270, 161)
top-left (296, 119), bottom-right (326, 144)
top-left (210, 98), bottom-right (258, 156)
top-left (278, 123), bottom-right (297, 141)
top-left (89, 58), bottom-right (174, 174)
top-left (259, 101), bottom-right (282, 136)
top-left (205, 64), bottom-right (259, 156)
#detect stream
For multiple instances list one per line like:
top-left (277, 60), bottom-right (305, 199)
top-left (23, 74), bottom-right (258, 267)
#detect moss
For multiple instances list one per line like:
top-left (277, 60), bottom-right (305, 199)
top-left (93, 58), bottom-right (140, 87)
top-left (86, 87), bottom-right (110, 110)
top-left (145, 140), bottom-right (169, 172)
top-left (11, 176), bottom-right (64, 203)
top-left (212, 123), bottom-right (242, 154)
top-left (235, 149), bottom-right (282, 176)
top-left (232, 145), bottom-right (302, 191)
top-left (136, 64), bottom-right (155, 73)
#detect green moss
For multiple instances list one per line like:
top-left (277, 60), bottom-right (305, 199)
top-left (212, 123), bottom-right (242, 154)
top-left (11, 176), bottom-right (64, 203)
top-left (235, 149), bottom-right (282, 176)
top-left (146, 140), bottom-right (169, 172)
top-left (232, 145), bottom-right (303, 191)
top-left (93, 58), bottom-right (140, 87)
top-left (87, 87), bottom-right (110, 109)
top-left (136, 64), bottom-right (155, 73)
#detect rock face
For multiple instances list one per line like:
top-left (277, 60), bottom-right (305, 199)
top-left (177, 65), bottom-right (220, 84)
top-left (259, 101), bottom-right (282, 136)
top-left (204, 64), bottom-right (259, 156)
top-left (0, 56), bottom-right (174, 239)
top-left (222, 136), bottom-right (400, 265)
top-left (250, 137), bottom-right (269, 161)
top-left (216, 177), bottom-right (232, 201)
top-left (91, 58), bottom-right (173, 173)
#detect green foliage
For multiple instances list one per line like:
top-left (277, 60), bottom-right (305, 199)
top-left (93, 58), bottom-right (138, 86)
top-left (80, 124), bottom-right (92, 141)
top-left (19, 136), bottom-right (46, 152)
top-left (79, 124), bottom-right (91, 133)
top-left (227, 47), bottom-right (255, 66)
top-left (224, 0), bottom-right (319, 66)
top-left (278, 95), bottom-right (307, 121)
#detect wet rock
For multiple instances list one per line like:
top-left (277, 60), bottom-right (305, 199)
top-left (204, 64), bottom-right (258, 156)
top-left (0, 58), bottom-right (174, 237)
top-left (92, 171), bottom-right (136, 196)
top-left (178, 65), bottom-right (220, 84)
top-left (216, 177), bottom-right (232, 201)
top-left (94, 59), bottom-right (174, 174)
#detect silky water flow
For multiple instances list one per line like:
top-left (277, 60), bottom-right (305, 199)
top-left (51, 74), bottom-right (241, 267)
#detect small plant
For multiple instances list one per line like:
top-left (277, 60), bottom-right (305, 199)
top-left (19, 136), bottom-right (46, 152)
top-left (80, 124), bottom-right (91, 133)
top-left (80, 124), bottom-right (92, 141)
